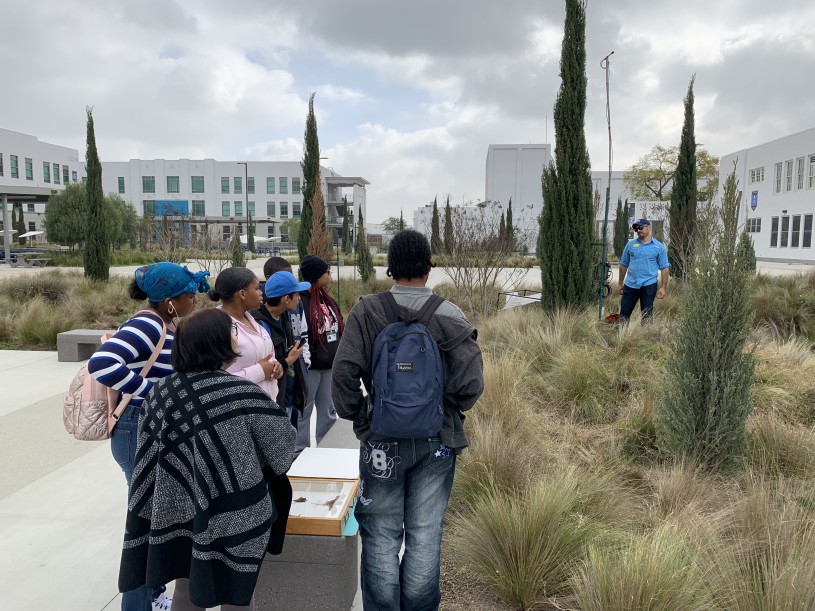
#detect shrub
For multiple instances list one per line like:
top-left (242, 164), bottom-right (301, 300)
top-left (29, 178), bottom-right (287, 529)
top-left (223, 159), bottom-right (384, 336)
top-left (574, 526), bottom-right (711, 611)
top-left (545, 345), bottom-right (618, 423)
top-left (0, 271), bottom-right (70, 304)
top-left (16, 298), bottom-right (81, 347)
top-left (746, 413), bottom-right (815, 478)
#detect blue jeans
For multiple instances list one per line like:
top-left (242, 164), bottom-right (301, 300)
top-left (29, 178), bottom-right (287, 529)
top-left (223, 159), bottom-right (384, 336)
top-left (111, 403), bottom-right (156, 611)
top-left (620, 281), bottom-right (658, 322)
top-left (355, 438), bottom-right (457, 611)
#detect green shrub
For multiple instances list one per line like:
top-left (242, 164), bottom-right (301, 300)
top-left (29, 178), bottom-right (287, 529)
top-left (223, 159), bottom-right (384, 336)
top-left (545, 345), bottom-right (618, 423)
top-left (574, 526), bottom-right (711, 611)
top-left (0, 271), bottom-right (70, 304)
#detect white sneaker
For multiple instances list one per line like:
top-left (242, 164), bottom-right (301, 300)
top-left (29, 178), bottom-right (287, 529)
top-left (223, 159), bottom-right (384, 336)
top-left (152, 592), bottom-right (172, 610)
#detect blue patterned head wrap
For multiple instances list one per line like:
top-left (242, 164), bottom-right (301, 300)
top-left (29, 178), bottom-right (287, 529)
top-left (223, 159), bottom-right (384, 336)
top-left (134, 263), bottom-right (211, 303)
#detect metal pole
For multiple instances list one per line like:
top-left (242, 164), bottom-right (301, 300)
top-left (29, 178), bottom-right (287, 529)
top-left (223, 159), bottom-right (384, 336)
top-left (599, 51), bottom-right (614, 320)
top-left (237, 162), bottom-right (249, 251)
top-left (2, 195), bottom-right (10, 263)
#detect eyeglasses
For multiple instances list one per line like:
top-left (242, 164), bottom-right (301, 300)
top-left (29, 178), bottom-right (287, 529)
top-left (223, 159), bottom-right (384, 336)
top-left (634, 226), bottom-right (648, 231)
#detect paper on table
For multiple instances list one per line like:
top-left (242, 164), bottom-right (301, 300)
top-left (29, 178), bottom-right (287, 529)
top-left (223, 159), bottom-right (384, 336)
top-left (288, 447), bottom-right (360, 480)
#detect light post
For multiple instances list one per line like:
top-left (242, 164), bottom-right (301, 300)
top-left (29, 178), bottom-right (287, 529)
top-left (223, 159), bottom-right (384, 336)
top-left (349, 207), bottom-right (356, 280)
top-left (237, 162), bottom-right (249, 251)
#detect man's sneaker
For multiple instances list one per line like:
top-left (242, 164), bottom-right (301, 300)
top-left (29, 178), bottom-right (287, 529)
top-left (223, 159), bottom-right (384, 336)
top-left (152, 592), bottom-right (172, 610)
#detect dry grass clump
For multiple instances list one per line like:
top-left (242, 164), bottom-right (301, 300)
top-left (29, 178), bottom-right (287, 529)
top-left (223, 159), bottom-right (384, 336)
top-left (746, 413), bottom-right (815, 478)
top-left (16, 298), bottom-right (81, 347)
top-left (752, 335), bottom-right (815, 423)
top-left (0, 270), bottom-right (71, 304)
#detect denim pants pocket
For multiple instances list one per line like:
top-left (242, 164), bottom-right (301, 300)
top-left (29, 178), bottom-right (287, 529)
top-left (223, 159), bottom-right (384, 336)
top-left (360, 440), bottom-right (401, 482)
top-left (424, 439), bottom-right (455, 475)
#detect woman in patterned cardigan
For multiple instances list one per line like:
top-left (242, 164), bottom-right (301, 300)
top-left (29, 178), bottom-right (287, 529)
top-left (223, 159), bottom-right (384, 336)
top-left (119, 308), bottom-right (296, 610)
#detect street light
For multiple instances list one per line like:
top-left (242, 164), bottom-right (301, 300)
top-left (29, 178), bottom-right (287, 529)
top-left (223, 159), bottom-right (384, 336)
top-left (237, 162), bottom-right (249, 251)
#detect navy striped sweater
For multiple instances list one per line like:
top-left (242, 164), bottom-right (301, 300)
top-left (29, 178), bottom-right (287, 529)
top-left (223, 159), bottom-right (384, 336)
top-left (87, 311), bottom-right (174, 406)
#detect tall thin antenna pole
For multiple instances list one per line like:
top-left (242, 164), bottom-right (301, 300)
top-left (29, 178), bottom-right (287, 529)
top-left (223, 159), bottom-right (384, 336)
top-left (598, 51), bottom-right (614, 319)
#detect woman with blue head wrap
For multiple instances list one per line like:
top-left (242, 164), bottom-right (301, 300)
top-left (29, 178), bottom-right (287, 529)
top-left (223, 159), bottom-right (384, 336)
top-left (87, 262), bottom-right (209, 611)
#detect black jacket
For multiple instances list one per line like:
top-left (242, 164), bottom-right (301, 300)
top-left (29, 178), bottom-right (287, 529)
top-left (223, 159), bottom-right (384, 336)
top-left (299, 290), bottom-right (342, 370)
top-left (252, 306), bottom-right (307, 413)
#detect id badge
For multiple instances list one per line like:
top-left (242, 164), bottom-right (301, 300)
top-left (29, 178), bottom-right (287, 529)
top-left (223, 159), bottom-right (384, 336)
top-left (326, 331), bottom-right (338, 343)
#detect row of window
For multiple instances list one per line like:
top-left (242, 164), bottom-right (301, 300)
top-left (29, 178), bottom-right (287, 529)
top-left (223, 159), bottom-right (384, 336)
top-left (126, 175), bottom-right (302, 196)
top-left (0, 153), bottom-right (73, 185)
top-left (140, 200), bottom-right (302, 220)
top-left (772, 156), bottom-right (815, 194)
top-left (769, 214), bottom-right (813, 248)
top-left (184, 224), bottom-right (291, 242)
top-left (0, 221), bottom-right (37, 233)
top-left (0, 154), bottom-right (35, 181)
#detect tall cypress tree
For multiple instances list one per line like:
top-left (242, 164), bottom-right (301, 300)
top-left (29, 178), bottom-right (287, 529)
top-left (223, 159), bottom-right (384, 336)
top-left (13, 204), bottom-right (27, 245)
top-left (356, 210), bottom-right (374, 282)
top-left (613, 196), bottom-right (629, 257)
top-left (506, 197), bottom-right (514, 250)
top-left (83, 107), bottom-right (110, 281)
top-left (399, 209), bottom-right (405, 230)
top-left (538, 0), bottom-right (594, 311)
top-left (247, 212), bottom-right (255, 252)
top-left (443, 195), bottom-right (454, 254)
top-left (430, 196), bottom-right (441, 254)
top-left (668, 76), bottom-right (698, 280)
top-left (498, 212), bottom-right (506, 244)
top-left (299, 93), bottom-right (319, 260)
top-left (341, 201), bottom-right (351, 255)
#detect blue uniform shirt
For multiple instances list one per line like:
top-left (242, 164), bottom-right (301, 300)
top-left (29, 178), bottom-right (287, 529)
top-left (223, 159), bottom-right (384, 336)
top-left (619, 237), bottom-right (670, 289)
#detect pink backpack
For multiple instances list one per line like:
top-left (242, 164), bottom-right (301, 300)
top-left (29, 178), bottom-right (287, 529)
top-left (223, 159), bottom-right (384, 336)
top-left (63, 315), bottom-right (167, 441)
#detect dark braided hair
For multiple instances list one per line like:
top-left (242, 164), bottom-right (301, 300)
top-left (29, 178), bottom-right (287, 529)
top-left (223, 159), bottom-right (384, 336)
top-left (307, 285), bottom-right (344, 345)
top-left (386, 229), bottom-right (435, 280)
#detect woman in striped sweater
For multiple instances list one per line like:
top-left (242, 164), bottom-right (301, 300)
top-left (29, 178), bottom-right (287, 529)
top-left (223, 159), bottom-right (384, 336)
top-left (88, 262), bottom-right (210, 611)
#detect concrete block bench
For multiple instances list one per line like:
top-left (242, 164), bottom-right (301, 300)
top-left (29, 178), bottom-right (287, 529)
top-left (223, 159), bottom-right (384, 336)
top-left (56, 329), bottom-right (117, 362)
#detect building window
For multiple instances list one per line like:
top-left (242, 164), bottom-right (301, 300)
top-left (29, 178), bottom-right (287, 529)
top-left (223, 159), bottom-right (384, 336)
top-left (780, 215), bottom-right (790, 247)
top-left (280, 202), bottom-right (289, 219)
top-left (143, 200), bottom-right (155, 216)
top-left (191, 176), bottom-right (204, 193)
top-left (222, 201), bottom-right (230, 217)
top-left (248, 177), bottom-right (255, 195)
top-left (248, 201), bottom-right (255, 216)
top-left (192, 200), bottom-right (205, 217)
top-left (785, 160), bottom-right (793, 192)
top-left (775, 163), bottom-right (782, 193)
top-left (796, 157), bottom-right (805, 190)
top-left (267, 224), bottom-right (275, 238)
top-left (234, 177), bottom-right (242, 195)
top-left (167, 176), bottom-right (180, 193)
top-left (43, 162), bottom-right (50, 183)
top-left (223, 226), bottom-right (231, 241)
top-left (221, 177), bottom-right (230, 194)
top-left (11, 155), bottom-right (19, 179)
top-left (792, 215), bottom-right (801, 247)
top-left (142, 176), bottom-right (155, 193)
top-left (267, 202), bottom-right (276, 218)
top-left (0, 153), bottom-right (3, 176)
top-left (747, 218), bottom-right (762, 233)
top-left (292, 178), bottom-right (301, 194)
top-left (53, 163), bottom-right (60, 184)
top-left (279, 177), bottom-right (288, 194)
top-left (770, 217), bottom-right (779, 247)
top-left (809, 155), bottom-right (815, 189)
top-left (267, 177), bottom-right (275, 194)
top-left (25, 158), bottom-right (33, 181)
top-left (63, 165), bottom-right (69, 185)
top-left (118, 177), bottom-right (125, 194)
top-left (235, 201), bottom-right (243, 216)
top-left (803, 215), bottom-right (813, 248)
top-left (293, 203), bottom-right (301, 219)
top-left (28, 221), bottom-right (36, 232)
top-left (27, 203), bottom-right (35, 212)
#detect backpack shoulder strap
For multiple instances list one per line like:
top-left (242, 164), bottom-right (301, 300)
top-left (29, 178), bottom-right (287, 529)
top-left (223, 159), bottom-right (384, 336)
top-left (415, 294), bottom-right (445, 326)
top-left (378, 291), bottom-right (402, 324)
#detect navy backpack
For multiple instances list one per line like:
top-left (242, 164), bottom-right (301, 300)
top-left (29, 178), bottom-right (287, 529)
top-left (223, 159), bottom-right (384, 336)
top-left (369, 291), bottom-right (445, 438)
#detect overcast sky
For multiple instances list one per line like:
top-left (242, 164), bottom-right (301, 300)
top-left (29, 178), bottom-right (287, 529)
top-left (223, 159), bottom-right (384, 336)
top-left (3, 0), bottom-right (814, 222)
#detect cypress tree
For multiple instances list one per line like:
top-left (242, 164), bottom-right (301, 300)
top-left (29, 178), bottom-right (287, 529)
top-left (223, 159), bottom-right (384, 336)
top-left (356, 210), bottom-right (374, 282)
top-left (399, 209), bottom-right (405, 230)
top-left (247, 212), bottom-right (255, 252)
top-left (83, 107), bottom-right (110, 281)
top-left (430, 196), bottom-right (442, 254)
top-left (656, 166), bottom-right (754, 469)
top-left (498, 212), bottom-right (506, 245)
top-left (299, 93), bottom-right (319, 261)
top-left (736, 231), bottom-right (757, 273)
top-left (341, 201), bottom-right (351, 255)
top-left (443, 195), bottom-right (454, 254)
top-left (506, 197), bottom-right (514, 251)
top-left (13, 204), bottom-right (27, 245)
top-left (613, 196), bottom-right (629, 258)
top-left (538, 0), bottom-right (594, 311)
top-left (229, 230), bottom-right (245, 267)
top-left (668, 76), bottom-right (698, 280)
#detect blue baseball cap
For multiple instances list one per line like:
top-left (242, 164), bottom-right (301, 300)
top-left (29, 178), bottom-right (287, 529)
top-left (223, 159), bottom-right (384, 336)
top-left (265, 271), bottom-right (311, 298)
top-left (632, 218), bottom-right (651, 229)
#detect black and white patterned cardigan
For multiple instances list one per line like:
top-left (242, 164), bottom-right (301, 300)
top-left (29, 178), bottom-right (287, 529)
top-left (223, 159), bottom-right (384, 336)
top-left (118, 370), bottom-right (296, 608)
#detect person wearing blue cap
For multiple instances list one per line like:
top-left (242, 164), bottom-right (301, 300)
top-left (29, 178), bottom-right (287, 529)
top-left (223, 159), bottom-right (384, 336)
top-left (88, 262), bottom-right (210, 611)
top-left (618, 218), bottom-right (670, 321)
top-left (252, 271), bottom-right (311, 421)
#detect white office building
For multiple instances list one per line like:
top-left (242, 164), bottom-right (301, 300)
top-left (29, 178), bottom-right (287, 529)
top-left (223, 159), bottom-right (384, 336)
top-left (719, 127), bottom-right (815, 263)
top-left (0, 128), bottom-right (82, 252)
top-left (81, 159), bottom-right (368, 245)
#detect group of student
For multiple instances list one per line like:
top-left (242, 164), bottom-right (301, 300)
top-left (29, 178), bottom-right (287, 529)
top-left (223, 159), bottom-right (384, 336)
top-left (87, 254), bottom-right (344, 610)
top-left (87, 230), bottom-right (485, 611)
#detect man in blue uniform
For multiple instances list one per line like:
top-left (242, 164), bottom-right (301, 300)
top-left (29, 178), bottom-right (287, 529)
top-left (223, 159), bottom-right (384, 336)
top-left (618, 218), bottom-right (670, 321)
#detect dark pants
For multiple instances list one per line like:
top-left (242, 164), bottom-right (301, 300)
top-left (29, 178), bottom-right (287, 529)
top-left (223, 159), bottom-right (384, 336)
top-left (620, 282), bottom-right (658, 322)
